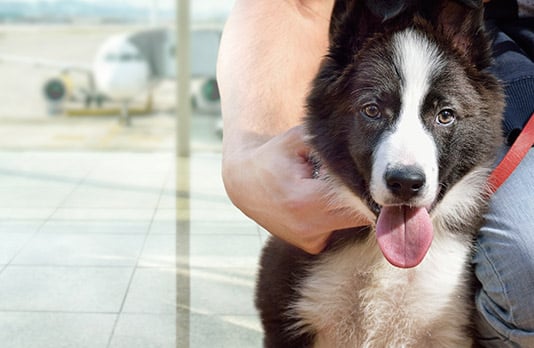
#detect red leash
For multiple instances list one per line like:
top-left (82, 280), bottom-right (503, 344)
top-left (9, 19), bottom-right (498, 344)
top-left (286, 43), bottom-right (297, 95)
top-left (488, 112), bottom-right (534, 194)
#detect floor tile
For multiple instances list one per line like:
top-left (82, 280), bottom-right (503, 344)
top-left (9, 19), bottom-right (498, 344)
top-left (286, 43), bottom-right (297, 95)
top-left (0, 186), bottom-right (74, 208)
top-left (138, 234), bottom-right (175, 268)
top-left (12, 233), bottom-right (146, 266)
top-left (189, 234), bottom-right (262, 268)
top-left (109, 313), bottom-right (176, 348)
top-left (148, 208), bottom-right (176, 235)
top-left (0, 312), bottom-right (116, 348)
top-left (0, 172), bottom-right (82, 189)
top-left (190, 220), bottom-right (259, 236)
top-left (0, 164), bottom-right (89, 189)
top-left (50, 208), bottom-right (155, 222)
top-left (40, 220), bottom-right (151, 235)
top-left (0, 232), bottom-right (35, 264)
top-left (0, 153), bottom-right (98, 177)
top-left (156, 187), bottom-right (177, 209)
top-left (189, 266), bottom-right (258, 316)
top-left (190, 196), bottom-right (250, 223)
top-left (0, 221), bottom-right (42, 234)
top-left (83, 155), bottom-right (170, 188)
top-left (0, 150), bottom-right (265, 348)
top-left (0, 266), bottom-right (133, 312)
top-left (81, 172), bottom-right (167, 192)
top-left (0, 208), bottom-right (56, 221)
top-left (122, 268), bottom-right (178, 314)
top-left (61, 186), bottom-right (161, 209)
top-left (190, 313), bottom-right (262, 348)
top-left (42, 208), bottom-right (153, 235)
top-left (41, 208), bottom-right (154, 234)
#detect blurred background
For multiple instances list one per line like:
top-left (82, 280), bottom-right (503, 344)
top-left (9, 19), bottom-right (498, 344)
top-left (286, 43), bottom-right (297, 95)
top-left (0, 1), bottom-right (266, 347)
top-left (0, 0), bottom-right (229, 151)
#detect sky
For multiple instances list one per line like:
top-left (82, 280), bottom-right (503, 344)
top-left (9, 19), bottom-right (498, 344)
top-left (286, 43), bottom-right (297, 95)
top-left (88, 0), bottom-right (236, 14)
top-left (0, 0), bottom-right (236, 22)
top-left (0, 0), bottom-right (236, 14)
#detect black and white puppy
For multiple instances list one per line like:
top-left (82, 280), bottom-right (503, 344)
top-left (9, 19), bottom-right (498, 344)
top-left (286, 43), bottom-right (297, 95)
top-left (256, 0), bottom-right (504, 347)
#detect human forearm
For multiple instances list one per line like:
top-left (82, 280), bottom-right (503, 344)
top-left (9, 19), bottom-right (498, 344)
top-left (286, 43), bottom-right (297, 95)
top-left (216, 0), bottom-right (370, 254)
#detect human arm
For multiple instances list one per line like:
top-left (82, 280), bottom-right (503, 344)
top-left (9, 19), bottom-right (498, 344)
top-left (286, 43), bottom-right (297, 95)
top-left (217, 0), bottom-right (371, 254)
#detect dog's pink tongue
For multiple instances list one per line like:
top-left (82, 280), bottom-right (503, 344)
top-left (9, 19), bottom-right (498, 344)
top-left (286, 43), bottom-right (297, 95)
top-left (376, 206), bottom-right (433, 268)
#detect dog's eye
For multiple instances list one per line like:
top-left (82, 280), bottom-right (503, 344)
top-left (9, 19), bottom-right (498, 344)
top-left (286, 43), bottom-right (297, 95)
top-left (361, 104), bottom-right (381, 119)
top-left (436, 109), bottom-right (456, 126)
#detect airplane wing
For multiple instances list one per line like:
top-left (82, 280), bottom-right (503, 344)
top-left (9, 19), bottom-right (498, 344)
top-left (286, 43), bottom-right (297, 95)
top-left (0, 53), bottom-right (92, 73)
top-left (0, 53), bottom-right (98, 108)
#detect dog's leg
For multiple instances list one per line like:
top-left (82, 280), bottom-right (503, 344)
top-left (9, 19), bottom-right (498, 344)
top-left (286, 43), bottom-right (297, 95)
top-left (256, 238), bottom-right (317, 347)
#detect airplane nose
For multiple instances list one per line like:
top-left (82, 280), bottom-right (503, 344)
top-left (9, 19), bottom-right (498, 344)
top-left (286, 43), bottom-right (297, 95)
top-left (385, 166), bottom-right (426, 201)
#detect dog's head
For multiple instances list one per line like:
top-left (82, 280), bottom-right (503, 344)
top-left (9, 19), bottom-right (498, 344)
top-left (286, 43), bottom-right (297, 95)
top-left (306, 0), bottom-right (504, 268)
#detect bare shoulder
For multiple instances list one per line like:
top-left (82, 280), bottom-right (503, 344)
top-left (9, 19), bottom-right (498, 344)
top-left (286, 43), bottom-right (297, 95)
top-left (230, 0), bottom-right (333, 20)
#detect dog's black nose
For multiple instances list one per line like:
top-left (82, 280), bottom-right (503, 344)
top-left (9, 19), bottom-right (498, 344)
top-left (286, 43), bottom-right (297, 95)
top-left (385, 166), bottom-right (426, 200)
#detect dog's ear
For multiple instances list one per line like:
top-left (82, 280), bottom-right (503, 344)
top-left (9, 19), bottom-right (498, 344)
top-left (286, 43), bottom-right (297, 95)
top-left (364, 0), bottom-right (418, 22)
top-left (328, 0), bottom-right (384, 67)
top-left (328, 0), bottom-right (420, 67)
top-left (424, 0), bottom-right (491, 69)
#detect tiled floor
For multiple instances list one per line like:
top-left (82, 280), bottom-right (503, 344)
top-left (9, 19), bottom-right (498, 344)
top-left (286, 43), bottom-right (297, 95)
top-left (0, 151), bottom-right (264, 347)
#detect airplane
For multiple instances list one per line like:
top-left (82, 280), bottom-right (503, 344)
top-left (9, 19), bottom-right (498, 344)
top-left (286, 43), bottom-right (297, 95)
top-left (0, 26), bottom-right (222, 125)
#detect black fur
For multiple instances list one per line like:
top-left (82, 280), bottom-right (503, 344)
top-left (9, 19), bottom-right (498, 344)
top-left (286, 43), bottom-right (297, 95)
top-left (256, 0), bottom-right (504, 346)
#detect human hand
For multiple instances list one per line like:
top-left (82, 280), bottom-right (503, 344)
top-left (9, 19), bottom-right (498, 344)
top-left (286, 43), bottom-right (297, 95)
top-left (222, 125), bottom-right (372, 254)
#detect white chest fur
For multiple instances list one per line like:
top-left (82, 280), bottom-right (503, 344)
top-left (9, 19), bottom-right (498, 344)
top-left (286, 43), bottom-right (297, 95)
top-left (291, 229), bottom-right (473, 348)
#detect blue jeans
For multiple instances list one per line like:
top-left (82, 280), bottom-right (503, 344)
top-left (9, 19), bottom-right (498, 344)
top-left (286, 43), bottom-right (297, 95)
top-left (474, 147), bottom-right (534, 347)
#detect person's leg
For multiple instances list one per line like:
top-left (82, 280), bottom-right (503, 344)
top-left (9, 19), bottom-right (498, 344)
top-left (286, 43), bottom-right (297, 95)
top-left (474, 147), bottom-right (534, 347)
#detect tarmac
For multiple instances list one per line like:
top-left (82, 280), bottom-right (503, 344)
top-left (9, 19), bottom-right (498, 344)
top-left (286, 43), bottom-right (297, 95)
top-left (0, 24), bottom-right (222, 153)
top-left (0, 107), bottom-right (221, 153)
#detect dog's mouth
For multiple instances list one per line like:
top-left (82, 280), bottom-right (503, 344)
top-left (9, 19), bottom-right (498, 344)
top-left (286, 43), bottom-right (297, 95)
top-left (312, 157), bottom-right (435, 268)
top-left (375, 205), bottom-right (433, 269)
top-left (366, 183), bottom-right (442, 269)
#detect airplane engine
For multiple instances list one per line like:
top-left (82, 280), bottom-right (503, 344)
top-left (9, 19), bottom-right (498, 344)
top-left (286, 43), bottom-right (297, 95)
top-left (42, 75), bottom-right (73, 115)
top-left (191, 78), bottom-right (220, 114)
top-left (201, 78), bottom-right (220, 102)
